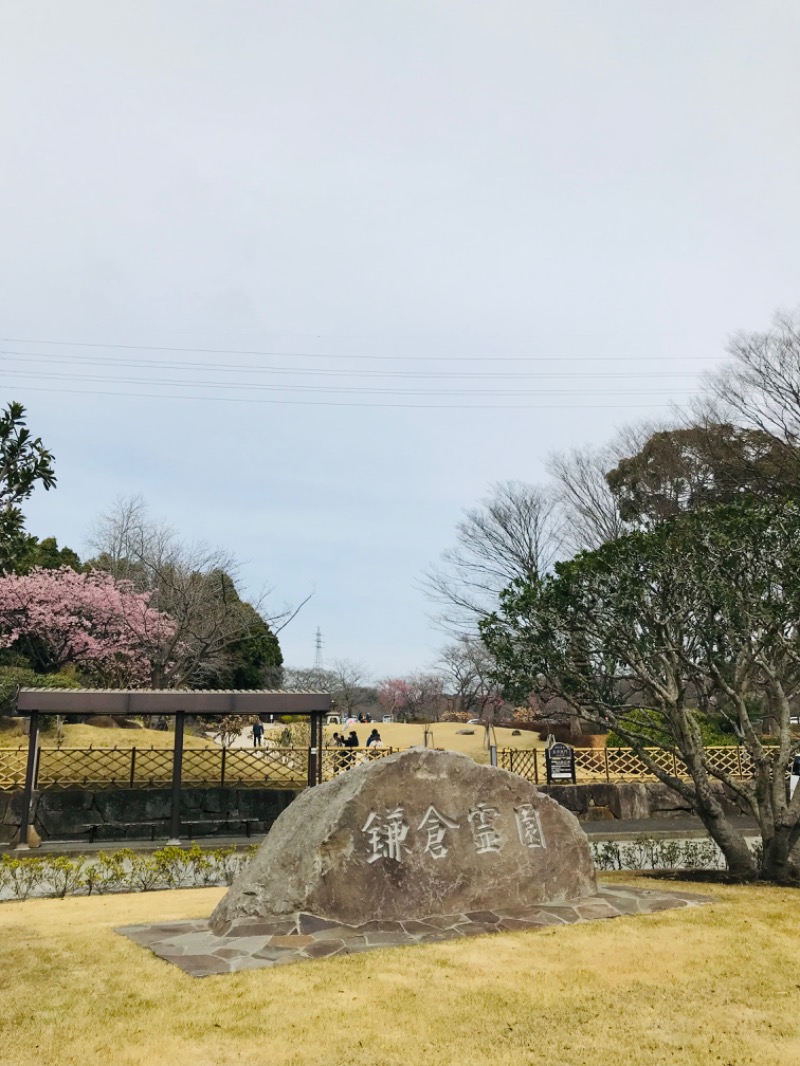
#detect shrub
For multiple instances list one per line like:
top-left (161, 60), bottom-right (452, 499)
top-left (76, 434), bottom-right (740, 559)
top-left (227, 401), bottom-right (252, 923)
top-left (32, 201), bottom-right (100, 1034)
top-left (1, 855), bottom-right (45, 900)
top-left (590, 841), bottom-right (623, 870)
top-left (0, 843), bottom-right (261, 901)
top-left (45, 855), bottom-right (86, 898)
top-left (186, 843), bottom-right (218, 887)
top-left (127, 853), bottom-right (162, 892)
top-left (213, 845), bottom-right (244, 886)
top-left (152, 847), bottom-right (195, 889)
top-left (654, 839), bottom-right (683, 869)
top-left (83, 851), bottom-right (129, 895)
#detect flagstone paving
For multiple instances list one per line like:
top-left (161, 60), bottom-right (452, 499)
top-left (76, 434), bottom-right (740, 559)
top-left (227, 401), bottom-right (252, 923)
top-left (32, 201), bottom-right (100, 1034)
top-left (118, 883), bottom-right (714, 977)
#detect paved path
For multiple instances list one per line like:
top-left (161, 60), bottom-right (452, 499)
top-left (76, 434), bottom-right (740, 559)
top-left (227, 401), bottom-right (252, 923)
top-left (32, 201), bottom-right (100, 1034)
top-left (120, 884), bottom-right (715, 976)
top-left (1, 815), bottom-right (762, 858)
top-left (581, 814), bottom-right (759, 840)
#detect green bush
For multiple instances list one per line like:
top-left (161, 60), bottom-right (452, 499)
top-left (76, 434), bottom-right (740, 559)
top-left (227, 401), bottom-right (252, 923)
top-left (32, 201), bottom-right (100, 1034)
top-left (0, 844), bottom-right (259, 901)
top-left (46, 855), bottom-right (86, 898)
top-left (0, 666), bottom-right (82, 715)
top-left (589, 835), bottom-right (724, 872)
top-left (0, 855), bottom-right (46, 899)
top-left (83, 851), bottom-right (128, 895)
top-left (127, 853), bottom-right (162, 892)
top-left (607, 708), bottom-right (737, 747)
top-left (212, 845), bottom-right (244, 885)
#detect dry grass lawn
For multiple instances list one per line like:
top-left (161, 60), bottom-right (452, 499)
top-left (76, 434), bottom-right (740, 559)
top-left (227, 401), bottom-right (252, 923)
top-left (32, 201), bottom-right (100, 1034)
top-left (2, 874), bottom-right (799, 1066)
top-left (3, 720), bottom-right (541, 763)
top-left (324, 720), bottom-right (544, 761)
top-left (0, 724), bottom-right (218, 750)
top-left (52, 724), bottom-right (218, 749)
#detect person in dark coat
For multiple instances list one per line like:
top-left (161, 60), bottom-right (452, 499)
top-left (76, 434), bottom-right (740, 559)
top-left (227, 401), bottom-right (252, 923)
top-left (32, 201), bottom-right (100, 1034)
top-left (366, 728), bottom-right (382, 748)
top-left (330, 731), bottom-right (347, 772)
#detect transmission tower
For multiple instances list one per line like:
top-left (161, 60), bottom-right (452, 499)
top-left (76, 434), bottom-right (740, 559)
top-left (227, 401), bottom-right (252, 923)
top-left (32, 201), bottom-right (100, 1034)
top-left (313, 627), bottom-right (324, 670)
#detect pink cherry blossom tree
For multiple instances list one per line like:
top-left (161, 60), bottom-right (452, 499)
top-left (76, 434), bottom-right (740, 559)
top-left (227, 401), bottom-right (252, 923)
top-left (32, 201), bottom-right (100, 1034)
top-left (0, 566), bottom-right (177, 686)
top-left (377, 678), bottom-right (413, 721)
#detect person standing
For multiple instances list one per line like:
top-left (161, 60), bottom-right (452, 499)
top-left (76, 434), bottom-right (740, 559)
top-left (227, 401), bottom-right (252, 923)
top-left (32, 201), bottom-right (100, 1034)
top-left (252, 719), bottom-right (264, 747)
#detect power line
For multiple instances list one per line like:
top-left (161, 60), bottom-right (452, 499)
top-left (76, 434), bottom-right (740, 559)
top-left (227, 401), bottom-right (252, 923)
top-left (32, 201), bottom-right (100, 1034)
top-left (0, 335), bottom-right (723, 364)
top-left (0, 350), bottom-right (709, 381)
top-left (0, 382), bottom-right (678, 411)
top-left (0, 367), bottom-right (693, 397)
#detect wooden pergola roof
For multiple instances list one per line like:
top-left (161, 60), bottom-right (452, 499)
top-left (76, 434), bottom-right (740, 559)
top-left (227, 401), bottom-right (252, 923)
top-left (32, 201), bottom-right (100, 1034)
top-left (15, 688), bottom-right (331, 715)
top-left (13, 689), bottom-right (332, 847)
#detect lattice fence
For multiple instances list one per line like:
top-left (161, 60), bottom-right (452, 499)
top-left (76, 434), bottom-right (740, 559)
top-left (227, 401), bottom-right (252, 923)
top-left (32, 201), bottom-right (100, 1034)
top-left (499, 746), bottom-right (755, 784)
top-left (30, 746), bottom-right (312, 790)
top-left (499, 749), bottom-right (541, 784)
top-left (224, 748), bottom-right (308, 788)
top-left (37, 747), bottom-right (150, 790)
top-left (1, 742), bottom-right (758, 792)
top-left (320, 746), bottom-right (396, 781)
top-left (0, 746), bottom-right (26, 790)
top-left (181, 747), bottom-right (223, 786)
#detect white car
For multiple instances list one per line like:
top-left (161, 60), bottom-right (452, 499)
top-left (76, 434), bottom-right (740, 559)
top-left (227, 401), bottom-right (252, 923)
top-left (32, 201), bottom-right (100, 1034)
top-left (382, 714), bottom-right (393, 723)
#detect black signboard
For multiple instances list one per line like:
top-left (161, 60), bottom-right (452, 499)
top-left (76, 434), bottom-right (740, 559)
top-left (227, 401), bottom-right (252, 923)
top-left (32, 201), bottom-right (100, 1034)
top-left (546, 742), bottom-right (576, 784)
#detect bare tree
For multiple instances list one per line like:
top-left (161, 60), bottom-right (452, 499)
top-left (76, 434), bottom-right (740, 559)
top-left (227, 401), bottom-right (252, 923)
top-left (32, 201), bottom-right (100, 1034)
top-left (699, 309), bottom-right (800, 495)
top-left (281, 666), bottom-right (332, 692)
top-left (547, 420), bottom-right (665, 551)
top-left (328, 659), bottom-right (372, 717)
top-left (282, 661), bottom-right (376, 716)
top-left (547, 444), bottom-right (625, 552)
top-left (424, 481), bottom-right (563, 633)
top-left (436, 636), bottom-right (495, 717)
top-left (87, 495), bottom-right (306, 689)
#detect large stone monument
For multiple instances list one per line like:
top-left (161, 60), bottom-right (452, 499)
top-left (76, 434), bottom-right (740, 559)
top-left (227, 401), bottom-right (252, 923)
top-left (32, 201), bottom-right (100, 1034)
top-left (211, 747), bottom-right (595, 930)
top-left (120, 747), bottom-right (713, 975)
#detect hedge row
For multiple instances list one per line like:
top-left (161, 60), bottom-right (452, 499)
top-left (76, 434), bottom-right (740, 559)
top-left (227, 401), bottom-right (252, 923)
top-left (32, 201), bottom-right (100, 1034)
top-left (589, 835), bottom-right (763, 872)
top-left (0, 843), bottom-right (259, 901)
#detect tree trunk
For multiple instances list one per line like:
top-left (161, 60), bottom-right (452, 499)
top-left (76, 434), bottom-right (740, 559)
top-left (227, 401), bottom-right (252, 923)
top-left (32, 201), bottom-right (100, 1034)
top-left (694, 798), bottom-right (757, 879)
top-left (761, 826), bottom-right (800, 882)
top-left (683, 752), bottom-right (758, 879)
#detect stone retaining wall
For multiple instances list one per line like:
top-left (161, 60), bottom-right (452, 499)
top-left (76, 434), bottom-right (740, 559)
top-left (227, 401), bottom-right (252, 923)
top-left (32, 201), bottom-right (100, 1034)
top-left (0, 778), bottom-right (744, 844)
top-left (0, 787), bottom-right (298, 845)
top-left (540, 780), bottom-right (743, 821)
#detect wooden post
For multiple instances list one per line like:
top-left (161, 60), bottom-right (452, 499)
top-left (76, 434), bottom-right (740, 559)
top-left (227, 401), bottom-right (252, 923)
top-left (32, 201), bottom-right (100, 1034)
top-left (129, 747), bottom-right (137, 788)
top-left (220, 746), bottom-right (227, 788)
top-left (317, 714), bottom-right (324, 784)
top-left (604, 747), bottom-right (610, 782)
top-left (307, 713), bottom-right (322, 787)
top-left (533, 748), bottom-right (539, 785)
top-left (166, 711), bottom-right (185, 845)
top-left (16, 712), bottom-right (40, 851)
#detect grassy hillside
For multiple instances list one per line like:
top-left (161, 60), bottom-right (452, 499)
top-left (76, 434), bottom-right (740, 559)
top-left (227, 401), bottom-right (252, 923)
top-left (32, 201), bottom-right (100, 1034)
top-left (322, 720), bottom-right (543, 762)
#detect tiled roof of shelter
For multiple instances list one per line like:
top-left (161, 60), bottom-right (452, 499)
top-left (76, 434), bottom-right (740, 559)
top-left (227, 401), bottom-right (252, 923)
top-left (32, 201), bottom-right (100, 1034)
top-left (17, 688), bottom-right (329, 696)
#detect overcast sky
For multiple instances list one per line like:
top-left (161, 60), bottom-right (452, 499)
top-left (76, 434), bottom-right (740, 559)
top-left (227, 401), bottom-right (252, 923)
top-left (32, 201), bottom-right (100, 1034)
top-left (2, 1), bottom-right (799, 677)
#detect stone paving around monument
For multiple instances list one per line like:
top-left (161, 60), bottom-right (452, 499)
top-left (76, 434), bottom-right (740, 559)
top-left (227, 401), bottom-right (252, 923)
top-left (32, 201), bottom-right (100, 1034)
top-left (118, 883), bottom-right (714, 977)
